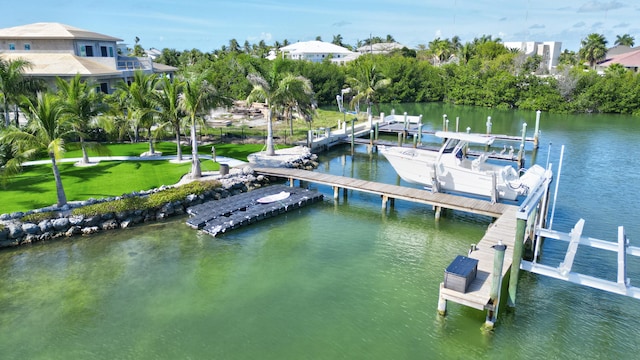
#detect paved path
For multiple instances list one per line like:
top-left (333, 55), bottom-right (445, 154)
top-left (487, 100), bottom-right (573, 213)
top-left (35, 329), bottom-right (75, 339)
top-left (23, 155), bottom-right (248, 168)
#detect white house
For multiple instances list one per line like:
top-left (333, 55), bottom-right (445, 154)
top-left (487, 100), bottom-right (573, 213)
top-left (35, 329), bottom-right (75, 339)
top-left (357, 42), bottom-right (407, 55)
top-left (502, 41), bottom-right (562, 73)
top-left (0, 22), bottom-right (177, 93)
top-left (279, 40), bottom-right (355, 63)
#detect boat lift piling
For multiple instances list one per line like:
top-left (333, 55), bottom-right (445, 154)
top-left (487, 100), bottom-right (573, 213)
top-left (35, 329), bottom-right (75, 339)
top-left (484, 242), bottom-right (507, 329)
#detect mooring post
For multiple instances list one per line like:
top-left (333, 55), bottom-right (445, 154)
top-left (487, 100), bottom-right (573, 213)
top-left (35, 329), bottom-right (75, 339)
top-left (403, 112), bottom-right (408, 130)
top-left (534, 110), bottom-right (541, 149)
top-left (442, 114), bottom-right (447, 131)
top-left (397, 132), bottom-right (403, 147)
top-left (333, 186), bottom-right (339, 200)
top-left (434, 206), bottom-right (442, 220)
top-left (381, 195), bottom-right (388, 209)
top-left (486, 116), bottom-right (492, 135)
top-left (413, 134), bottom-right (418, 148)
top-left (418, 123), bottom-right (423, 146)
top-left (380, 112), bottom-right (385, 125)
top-left (368, 113), bottom-right (373, 129)
top-left (517, 123), bottom-right (527, 166)
top-left (437, 283), bottom-right (447, 316)
top-left (508, 218), bottom-right (527, 307)
top-left (351, 119), bottom-right (355, 155)
top-left (485, 243), bottom-right (507, 330)
top-left (456, 117), bottom-right (460, 132)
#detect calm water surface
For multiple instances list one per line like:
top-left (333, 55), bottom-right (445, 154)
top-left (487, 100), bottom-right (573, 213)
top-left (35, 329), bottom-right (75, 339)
top-left (1, 103), bottom-right (640, 359)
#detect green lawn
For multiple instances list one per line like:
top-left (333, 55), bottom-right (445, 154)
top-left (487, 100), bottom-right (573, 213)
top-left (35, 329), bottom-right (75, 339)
top-left (1, 160), bottom-right (221, 214)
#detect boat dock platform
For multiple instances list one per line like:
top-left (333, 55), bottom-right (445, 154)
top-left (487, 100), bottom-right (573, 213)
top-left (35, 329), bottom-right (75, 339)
top-left (253, 167), bottom-right (510, 217)
top-left (438, 206), bottom-right (517, 316)
top-left (186, 185), bottom-right (324, 237)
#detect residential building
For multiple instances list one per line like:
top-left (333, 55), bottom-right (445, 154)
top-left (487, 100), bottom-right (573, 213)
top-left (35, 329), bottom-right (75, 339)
top-left (502, 41), bottom-right (562, 73)
top-left (279, 40), bottom-right (355, 64)
top-left (597, 47), bottom-right (640, 72)
top-left (356, 42), bottom-right (407, 55)
top-left (0, 22), bottom-right (177, 93)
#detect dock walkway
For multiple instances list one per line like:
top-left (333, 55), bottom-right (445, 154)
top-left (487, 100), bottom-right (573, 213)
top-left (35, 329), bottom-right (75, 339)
top-left (254, 167), bottom-right (510, 217)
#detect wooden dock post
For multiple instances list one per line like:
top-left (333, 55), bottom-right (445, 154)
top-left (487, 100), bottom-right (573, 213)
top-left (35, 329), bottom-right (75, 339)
top-left (456, 117), bottom-right (460, 132)
top-left (437, 283), bottom-right (447, 316)
top-left (442, 114), bottom-right (447, 131)
top-left (418, 123), bottom-right (424, 146)
top-left (517, 123), bottom-right (527, 167)
top-left (381, 195), bottom-right (389, 209)
top-left (351, 119), bottom-right (355, 155)
top-left (508, 218), bottom-right (527, 307)
top-left (434, 206), bottom-right (442, 220)
top-left (484, 243), bottom-right (507, 329)
top-left (534, 110), bottom-right (541, 149)
top-left (485, 116), bottom-right (492, 152)
top-left (333, 186), bottom-right (340, 200)
top-left (397, 132), bottom-right (403, 147)
top-left (403, 112), bottom-right (409, 130)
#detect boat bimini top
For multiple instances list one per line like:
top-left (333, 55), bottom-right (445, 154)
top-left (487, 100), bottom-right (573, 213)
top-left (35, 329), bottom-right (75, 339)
top-left (434, 131), bottom-right (495, 146)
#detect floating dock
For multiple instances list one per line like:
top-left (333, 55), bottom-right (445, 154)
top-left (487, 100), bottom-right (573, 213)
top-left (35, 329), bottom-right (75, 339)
top-left (186, 185), bottom-right (324, 237)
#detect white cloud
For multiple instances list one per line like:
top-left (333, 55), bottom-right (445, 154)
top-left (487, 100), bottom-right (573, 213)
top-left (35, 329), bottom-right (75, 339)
top-left (578, 1), bottom-right (625, 13)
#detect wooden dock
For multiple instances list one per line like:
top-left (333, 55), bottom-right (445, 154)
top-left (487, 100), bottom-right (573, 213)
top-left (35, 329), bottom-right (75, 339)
top-left (254, 167), bottom-right (511, 217)
top-left (186, 185), bottom-right (324, 237)
top-left (438, 206), bottom-right (517, 311)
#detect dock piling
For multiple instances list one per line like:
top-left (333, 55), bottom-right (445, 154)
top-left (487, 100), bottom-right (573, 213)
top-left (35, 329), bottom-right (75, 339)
top-left (508, 218), bottom-right (527, 307)
top-left (485, 243), bottom-right (507, 329)
top-left (534, 111), bottom-right (541, 148)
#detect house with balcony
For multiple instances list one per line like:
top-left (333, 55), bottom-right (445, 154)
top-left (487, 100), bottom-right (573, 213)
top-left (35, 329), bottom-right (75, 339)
top-left (0, 22), bottom-right (177, 93)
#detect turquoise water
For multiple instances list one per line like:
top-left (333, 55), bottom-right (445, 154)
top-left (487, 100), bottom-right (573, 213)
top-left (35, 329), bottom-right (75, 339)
top-left (2, 104), bottom-right (640, 359)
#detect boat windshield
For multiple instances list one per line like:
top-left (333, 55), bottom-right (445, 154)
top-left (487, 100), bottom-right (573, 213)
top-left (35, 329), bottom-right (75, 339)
top-left (442, 138), bottom-right (461, 154)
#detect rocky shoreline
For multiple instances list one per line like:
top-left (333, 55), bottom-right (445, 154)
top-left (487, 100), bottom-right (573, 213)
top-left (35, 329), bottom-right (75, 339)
top-left (0, 166), bottom-right (271, 248)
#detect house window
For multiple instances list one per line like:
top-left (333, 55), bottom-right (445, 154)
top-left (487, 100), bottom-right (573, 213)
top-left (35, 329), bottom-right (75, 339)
top-left (109, 47), bottom-right (114, 57)
top-left (99, 83), bottom-right (109, 93)
top-left (101, 46), bottom-right (108, 57)
top-left (85, 45), bottom-right (94, 57)
top-left (9, 43), bottom-right (15, 50)
top-left (24, 44), bottom-right (31, 50)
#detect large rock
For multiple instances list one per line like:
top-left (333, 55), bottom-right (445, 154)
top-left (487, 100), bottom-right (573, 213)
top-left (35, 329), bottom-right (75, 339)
top-left (22, 223), bottom-right (40, 235)
top-left (8, 224), bottom-right (24, 239)
top-left (38, 220), bottom-right (53, 233)
top-left (52, 218), bottom-right (70, 231)
top-left (100, 219), bottom-right (119, 230)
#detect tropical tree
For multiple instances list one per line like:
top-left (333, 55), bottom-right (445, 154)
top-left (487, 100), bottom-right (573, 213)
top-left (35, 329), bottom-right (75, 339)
top-left (428, 38), bottom-right (454, 64)
top-left (346, 59), bottom-right (391, 117)
top-left (156, 76), bottom-right (186, 161)
top-left (55, 74), bottom-right (107, 164)
top-left (579, 33), bottom-right (608, 69)
top-left (179, 69), bottom-right (230, 178)
top-left (0, 92), bottom-right (71, 206)
top-left (114, 71), bottom-right (160, 154)
top-left (276, 73), bottom-right (315, 136)
top-left (614, 34), bottom-right (635, 47)
top-left (0, 57), bottom-right (33, 127)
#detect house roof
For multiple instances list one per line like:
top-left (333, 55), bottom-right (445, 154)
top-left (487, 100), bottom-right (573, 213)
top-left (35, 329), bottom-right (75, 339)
top-left (280, 41), bottom-right (353, 55)
top-left (605, 45), bottom-right (638, 57)
top-left (0, 22), bottom-right (122, 42)
top-left (151, 62), bottom-right (179, 73)
top-left (599, 48), bottom-right (640, 68)
top-left (0, 52), bottom-right (122, 77)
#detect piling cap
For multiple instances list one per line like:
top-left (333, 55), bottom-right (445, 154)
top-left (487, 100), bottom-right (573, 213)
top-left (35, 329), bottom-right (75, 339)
top-left (492, 244), bottom-right (507, 251)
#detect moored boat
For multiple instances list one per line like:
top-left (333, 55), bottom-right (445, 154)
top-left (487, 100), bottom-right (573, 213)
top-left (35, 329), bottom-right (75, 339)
top-left (380, 131), bottom-right (547, 201)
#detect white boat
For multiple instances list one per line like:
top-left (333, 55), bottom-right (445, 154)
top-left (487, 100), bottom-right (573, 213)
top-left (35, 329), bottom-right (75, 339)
top-left (379, 131), bottom-right (547, 201)
top-left (257, 191), bottom-right (291, 204)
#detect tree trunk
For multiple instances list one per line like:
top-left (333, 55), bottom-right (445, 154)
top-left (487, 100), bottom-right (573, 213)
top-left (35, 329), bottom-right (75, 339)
top-left (3, 99), bottom-right (9, 127)
top-left (80, 137), bottom-right (90, 164)
top-left (175, 127), bottom-right (182, 161)
top-left (266, 108), bottom-right (275, 156)
top-left (13, 104), bottom-right (19, 127)
top-left (134, 125), bottom-right (140, 143)
top-left (50, 152), bottom-right (67, 207)
top-left (148, 127), bottom-right (155, 154)
top-left (190, 118), bottom-right (201, 178)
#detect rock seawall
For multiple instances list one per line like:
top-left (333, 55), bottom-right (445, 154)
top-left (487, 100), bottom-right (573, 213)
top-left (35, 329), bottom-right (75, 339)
top-left (0, 166), bottom-right (270, 248)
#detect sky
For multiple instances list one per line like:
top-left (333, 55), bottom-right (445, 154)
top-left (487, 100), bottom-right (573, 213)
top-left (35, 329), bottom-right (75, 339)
top-left (4, 0), bottom-right (640, 52)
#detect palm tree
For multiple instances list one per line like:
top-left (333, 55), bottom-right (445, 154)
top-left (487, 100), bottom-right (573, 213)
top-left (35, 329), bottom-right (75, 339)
top-left (115, 71), bottom-right (160, 154)
top-left (614, 34), bottom-right (635, 47)
top-left (0, 92), bottom-right (71, 207)
top-left (579, 33), bottom-right (608, 69)
top-left (276, 74), bottom-right (315, 136)
top-left (56, 74), bottom-right (107, 164)
top-left (0, 57), bottom-right (33, 127)
top-left (179, 69), bottom-right (229, 178)
top-left (156, 76), bottom-right (186, 161)
top-left (428, 37), bottom-right (454, 64)
top-left (347, 61), bottom-right (390, 118)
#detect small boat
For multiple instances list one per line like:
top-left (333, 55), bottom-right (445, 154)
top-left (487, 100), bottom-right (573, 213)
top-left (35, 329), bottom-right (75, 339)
top-left (379, 131), bottom-right (548, 202)
top-left (256, 191), bottom-right (291, 204)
